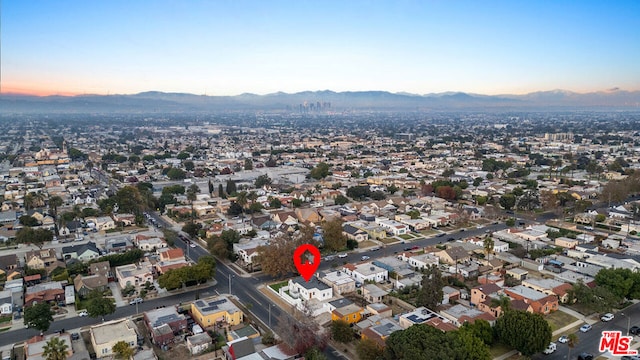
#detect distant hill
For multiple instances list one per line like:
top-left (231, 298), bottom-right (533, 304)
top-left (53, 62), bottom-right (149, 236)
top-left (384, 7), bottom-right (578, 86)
top-left (1, 89), bottom-right (638, 113)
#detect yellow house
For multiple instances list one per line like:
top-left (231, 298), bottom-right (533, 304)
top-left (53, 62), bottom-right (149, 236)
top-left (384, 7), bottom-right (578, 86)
top-left (331, 303), bottom-right (364, 324)
top-left (191, 296), bottom-right (243, 327)
top-left (90, 319), bottom-right (137, 358)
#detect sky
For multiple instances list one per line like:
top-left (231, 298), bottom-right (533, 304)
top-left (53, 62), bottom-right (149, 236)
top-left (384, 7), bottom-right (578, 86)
top-left (1, 0), bottom-right (639, 96)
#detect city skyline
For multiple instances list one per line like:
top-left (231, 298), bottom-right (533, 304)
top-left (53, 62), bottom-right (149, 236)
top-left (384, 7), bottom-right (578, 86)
top-left (2, 0), bottom-right (639, 97)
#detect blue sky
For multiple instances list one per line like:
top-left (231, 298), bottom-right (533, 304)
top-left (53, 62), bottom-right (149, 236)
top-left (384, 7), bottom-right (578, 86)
top-left (2, 0), bottom-right (639, 96)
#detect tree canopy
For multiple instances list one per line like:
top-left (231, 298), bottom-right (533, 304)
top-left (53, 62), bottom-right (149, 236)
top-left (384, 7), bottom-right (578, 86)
top-left (43, 336), bottom-right (69, 360)
top-left (384, 324), bottom-right (490, 360)
top-left (310, 162), bottom-right (330, 180)
top-left (112, 341), bottom-right (135, 359)
top-left (24, 303), bottom-right (54, 332)
top-left (494, 310), bottom-right (552, 356)
top-left (415, 266), bottom-right (444, 310)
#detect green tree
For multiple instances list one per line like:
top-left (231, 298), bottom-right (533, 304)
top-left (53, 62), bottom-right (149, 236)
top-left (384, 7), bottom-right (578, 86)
top-left (16, 227), bottom-right (53, 249)
top-left (416, 266), bottom-right (444, 310)
top-left (48, 195), bottom-right (64, 219)
top-left (43, 336), bottom-right (69, 360)
top-left (244, 158), bottom-right (253, 170)
top-left (460, 319), bottom-right (494, 345)
top-left (331, 320), bottom-right (354, 343)
top-left (385, 324), bottom-right (490, 360)
top-left (183, 160), bottom-right (195, 171)
top-left (86, 295), bottom-right (116, 318)
top-left (24, 303), bottom-right (54, 332)
top-left (112, 340), bottom-right (134, 359)
top-left (595, 268), bottom-right (634, 300)
top-left (226, 180), bottom-right (237, 196)
top-left (483, 236), bottom-right (494, 260)
top-left (176, 152), bottom-right (190, 160)
top-left (322, 219), bottom-right (347, 252)
top-left (269, 197), bottom-right (282, 209)
top-left (255, 174), bottom-right (271, 188)
top-left (182, 222), bottom-right (202, 238)
top-left (499, 194), bottom-right (516, 210)
top-left (494, 310), bottom-right (552, 356)
top-left (166, 167), bottom-right (186, 180)
top-left (334, 194), bottom-right (349, 205)
top-left (310, 162), bottom-right (330, 180)
top-left (19, 215), bottom-right (39, 226)
top-left (304, 347), bottom-right (327, 360)
top-left (187, 183), bottom-right (199, 222)
top-left (356, 339), bottom-right (384, 360)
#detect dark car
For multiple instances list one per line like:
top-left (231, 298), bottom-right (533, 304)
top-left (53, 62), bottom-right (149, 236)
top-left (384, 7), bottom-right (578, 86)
top-left (630, 326), bottom-right (640, 335)
top-left (447, 237), bottom-right (455, 242)
top-left (577, 353), bottom-right (594, 360)
top-left (403, 247), bottom-right (412, 251)
top-left (71, 333), bottom-right (80, 341)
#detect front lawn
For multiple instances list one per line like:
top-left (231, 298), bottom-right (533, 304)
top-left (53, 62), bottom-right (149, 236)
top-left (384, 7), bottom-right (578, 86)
top-left (546, 310), bottom-right (578, 332)
top-left (269, 281), bottom-right (288, 293)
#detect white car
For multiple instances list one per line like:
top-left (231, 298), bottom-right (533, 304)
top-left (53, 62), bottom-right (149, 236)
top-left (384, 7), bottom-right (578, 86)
top-left (189, 243), bottom-right (197, 248)
top-left (361, 255), bottom-right (370, 261)
top-left (558, 335), bottom-right (568, 343)
top-left (338, 253), bottom-right (347, 258)
top-left (601, 313), bottom-right (614, 322)
top-left (579, 324), bottom-right (592, 332)
top-left (78, 310), bottom-right (88, 317)
top-left (543, 342), bottom-right (557, 354)
top-left (129, 298), bottom-right (143, 305)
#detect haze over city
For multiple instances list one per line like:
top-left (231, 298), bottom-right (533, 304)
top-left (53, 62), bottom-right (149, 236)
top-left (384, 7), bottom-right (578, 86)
top-left (2, 0), bottom-right (639, 97)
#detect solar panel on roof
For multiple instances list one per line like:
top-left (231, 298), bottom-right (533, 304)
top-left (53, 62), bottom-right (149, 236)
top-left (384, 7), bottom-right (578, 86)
top-left (195, 300), bottom-right (206, 307)
top-left (209, 299), bottom-right (226, 305)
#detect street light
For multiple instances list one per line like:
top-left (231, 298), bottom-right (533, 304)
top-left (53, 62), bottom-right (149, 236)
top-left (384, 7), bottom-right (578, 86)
top-left (228, 274), bottom-right (235, 295)
top-left (268, 304), bottom-right (271, 328)
top-left (622, 312), bottom-right (631, 336)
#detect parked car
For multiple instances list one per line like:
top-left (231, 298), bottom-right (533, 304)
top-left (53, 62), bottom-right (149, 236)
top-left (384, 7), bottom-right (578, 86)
top-left (621, 356), bottom-right (640, 360)
top-left (630, 325), bottom-right (640, 335)
top-left (411, 246), bottom-right (420, 250)
top-left (577, 353), bottom-right (594, 360)
top-left (71, 333), bottom-right (80, 341)
top-left (371, 247), bottom-right (380, 251)
top-left (403, 247), bottom-right (412, 251)
top-left (543, 342), bottom-right (556, 354)
top-left (129, 298), bottom-right (143, 305)
top-left (579, 324), bottom-right (592, 332)
top-left (324, 255), bottom-right (335, 261)
top-left (78, 310), bottom-right (88, 317)
top-left (361, 255), bottom-right (370, 261)
top-left (601, 313), bottom-right (614, 322)
top-left (189, 243), bottom-right (196, 248)
top-left (338, 253), bottom-right (347, 258)
top-left (557, 335), bottom-right (568, 343)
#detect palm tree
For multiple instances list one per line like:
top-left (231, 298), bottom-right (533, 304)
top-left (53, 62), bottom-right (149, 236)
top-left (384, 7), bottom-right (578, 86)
top-left (567, 333), bottom-right (579, 359)
top-left (483, 236), bottom-right (494, 260)
top-left (186, 184), bottom-right (199, 223)
top-left (43, 337), bottom-right (69, 360)
top-left (48, 195), bottom-right (63, 219)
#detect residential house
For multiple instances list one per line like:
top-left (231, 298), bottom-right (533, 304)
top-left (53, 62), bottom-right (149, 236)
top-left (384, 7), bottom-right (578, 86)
top-left (434, 246), bottom-right (471, 265)
top-left (440, 304), bottom-right (496, 327)
top-left (187, 333), bottom-right (212, 355)
top-left (342, 224), bottom-right (369, 242)
top-left (105, 237), bottom-right (134, 254)
top-left (89, 261), bottom-right (113, 280)
top-left (295, 208), bottom-right (322, 225)
top-left (87, 216), bottom-right (116, 231)
top-left (360, 318), bottom-right (404, 348)
top-left (24, 282), bottom-right (65, 307)
top-left (0, 289), bottom-right (12, 315)
top-left (144, 307), bottom-right (188, 346)
top-left (342, 263), bottom-right (388, 283)
top-left (350, 221), bottom-right (387, 240)
top-left (113, 213), bottom-right (136, 227)
top-left (272, 211), bottom-right (298, 226)
top-left (287, 277), bottom-right (333, 301)
top-left (555, 237), bottom-right (579, 249)
top-left (61, 242), bottom-right (101, 262)
top-left (251, 215), bottom-right (278, 231)
top-left (471, 283), bottom-right (506, 318)
top-left (25, 249), bottom-right (59, 270)
top-left (398, 307), bottom-right (457, 331)
top-left (25, 334), bottom-right (74, 360)
top-left (398, 252), bottom-right (439, 270)
top-left (374, 218), bottom-right (409, 236)
top-left (505, 267), bottom-right (528, 281)
top-left (362, 284), bottom-right (389, 304)
top-left (90, 319), bottom-right (138, 358)
top-left (319, 270), bottom-right (356, 295)
top-left (521, 278), bottom-right (573, 303)
top-left (74, 274), bottom-right (108, 298)
top-left (0, 254), bottom-right (19, 276)
top-left (504, 285), bottom-right (559, 315)
top-left (330, 298), bottom-right (364, 324)
top-left (233, 239), bottom-right (268, 270)
top-left (135, 235), bottom-right (168, 252)
top-left (115, 262), bottom-right (154, 290)
top-left (191, 296), bottom-right (244, 327)
top-left (155, 248), bottom-right (189, 274)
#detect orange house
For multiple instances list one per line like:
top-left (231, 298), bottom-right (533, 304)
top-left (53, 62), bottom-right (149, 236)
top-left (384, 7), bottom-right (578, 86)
top-left (504, 285), bottom-right (559, 315)
top-left (331, 303), bottom-right (364, 324)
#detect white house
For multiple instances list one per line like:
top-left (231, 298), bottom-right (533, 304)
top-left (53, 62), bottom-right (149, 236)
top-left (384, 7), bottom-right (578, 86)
top-left (0, 289), bottom-right (12, 315)
top-left (86, 216), bottom-right (116, 231)
top-left (398, 252), bottom-right (439, 270)
top-left (374, 218), bottom-right (409, 236)
top-left (287, 277), bottom-right (333, 301)
top-left (342, 263), bottom-right (388, 283)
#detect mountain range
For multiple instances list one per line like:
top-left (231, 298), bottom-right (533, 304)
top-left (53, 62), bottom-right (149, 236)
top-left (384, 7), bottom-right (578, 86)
top-left (1, 89), bottom-right (639, 113)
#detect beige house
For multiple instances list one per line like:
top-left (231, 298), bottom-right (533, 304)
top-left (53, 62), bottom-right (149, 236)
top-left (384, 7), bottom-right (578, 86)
top-left (319, 270), bottom-right (356, 295)
top-left (90, 319), bottom-right (138, 358)
top-left (555, 237), bottom-right (579, 249)
top-left (25, 249), bottom-right (58, 270)
top-left (115, 262), bottom-right (154, 289)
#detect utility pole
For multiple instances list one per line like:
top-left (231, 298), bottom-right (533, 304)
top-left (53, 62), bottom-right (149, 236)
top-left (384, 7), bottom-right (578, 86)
top-left (268, 304), bottom-right (271, 328)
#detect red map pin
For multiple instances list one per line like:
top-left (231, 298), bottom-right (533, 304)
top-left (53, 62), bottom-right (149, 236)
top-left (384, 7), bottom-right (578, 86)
top-left (293, 244), bottom-right (321, 282)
